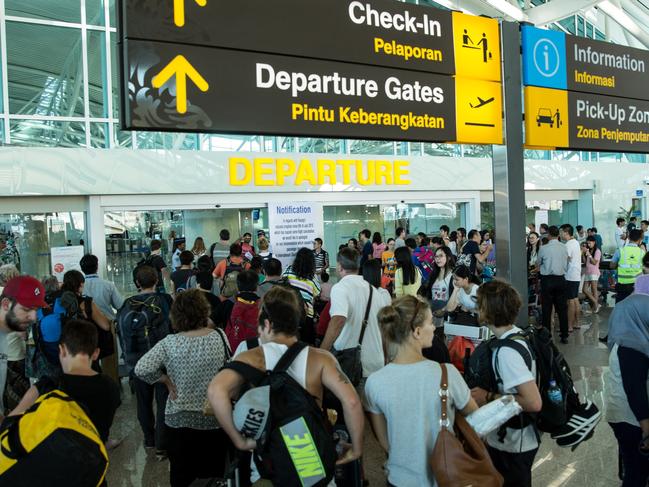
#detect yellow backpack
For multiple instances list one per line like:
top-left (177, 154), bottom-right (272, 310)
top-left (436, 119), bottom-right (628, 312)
top-left (0, 389), bottom-right (108, 486)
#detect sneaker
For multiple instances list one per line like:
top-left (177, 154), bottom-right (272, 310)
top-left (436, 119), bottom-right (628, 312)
top-left (560, 337), bottom-right (569, 344)
top-left (551, 401), bottom-right (602, 449)
top-left (143, 440), bottom-right (155, 450)
top-left (155, 449), bottom-right (168, 461)
top-left (598, 335), bottom-right (608, 343)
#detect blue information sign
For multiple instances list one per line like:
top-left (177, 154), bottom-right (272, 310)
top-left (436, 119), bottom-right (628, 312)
top-left (522, 26), bottom-right (567, 90)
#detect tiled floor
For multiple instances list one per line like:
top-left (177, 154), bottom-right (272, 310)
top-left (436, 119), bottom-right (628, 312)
top-left (106, 304), bottom-right (618, 487)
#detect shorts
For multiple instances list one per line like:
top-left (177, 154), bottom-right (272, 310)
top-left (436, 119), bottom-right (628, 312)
top-left (566, 280), bottom-right (580, 299)
top-left (583, 274), bottom-right (600, 282)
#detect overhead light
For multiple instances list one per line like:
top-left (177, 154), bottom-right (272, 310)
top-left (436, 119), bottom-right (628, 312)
top-left (598, 0), bottom-right (638, 34)
top-left (485, 0), bottom-right (527, 22)
top-left (433, 0), bottom-right (477, 15)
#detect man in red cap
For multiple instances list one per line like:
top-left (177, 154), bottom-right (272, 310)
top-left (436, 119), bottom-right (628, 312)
top-left (0, 276), bottom-right (48, 417)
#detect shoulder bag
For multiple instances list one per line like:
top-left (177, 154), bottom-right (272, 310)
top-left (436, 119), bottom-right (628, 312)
top-left (430, 363), bottom-right (503, 487)
top-left (331, 283), bottom-right (373, 386)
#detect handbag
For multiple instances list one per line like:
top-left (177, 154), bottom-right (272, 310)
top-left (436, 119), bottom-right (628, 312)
top-left (331, 283), bottom-right (373, 386)
top-left (430, 363), bottom-right (504, 487)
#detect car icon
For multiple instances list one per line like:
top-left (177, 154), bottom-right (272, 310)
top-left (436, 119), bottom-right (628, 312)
top-left (537, 108), bottom-right (554, 127)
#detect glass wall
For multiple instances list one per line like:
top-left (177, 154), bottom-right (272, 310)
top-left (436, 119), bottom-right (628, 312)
top-left (0, 212), bottom-right (87, 278)
top-left (323, 202), bottom-right (466, 257)
top-left (105, 208), bottom-right (271, 296)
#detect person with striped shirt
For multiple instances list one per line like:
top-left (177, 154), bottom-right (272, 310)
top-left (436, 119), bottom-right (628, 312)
top-left (283, 247), bottom-right (321, 344)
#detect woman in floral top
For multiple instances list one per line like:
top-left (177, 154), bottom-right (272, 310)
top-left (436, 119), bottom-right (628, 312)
top-left (136, 289), bottom-right (231, 487)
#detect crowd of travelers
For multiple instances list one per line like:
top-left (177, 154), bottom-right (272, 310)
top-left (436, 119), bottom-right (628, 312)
top-left (0, 218), bottom-right (648, 487)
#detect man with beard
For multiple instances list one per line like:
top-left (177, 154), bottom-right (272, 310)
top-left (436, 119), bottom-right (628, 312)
top-left (0, 276), bottom-right (48, 417)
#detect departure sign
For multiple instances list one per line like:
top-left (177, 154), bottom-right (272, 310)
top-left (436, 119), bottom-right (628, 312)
top-left (119, 0), bottom-right (503, 144)
top-left (522, 25), bottom-right (649, 153)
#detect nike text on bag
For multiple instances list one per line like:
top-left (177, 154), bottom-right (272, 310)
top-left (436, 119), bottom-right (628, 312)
top-left (225, 342), bottom-right (336, 486)
top-left (0, 390), bottom-right (108, 487)
top-left (430, 364), bottom-right (503, 487)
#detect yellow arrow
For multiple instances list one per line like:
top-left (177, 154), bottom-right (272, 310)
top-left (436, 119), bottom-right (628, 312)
top-left (152, 55), bottom-right (209, 114)
top-left (173, 0), bottom-right (207, 27)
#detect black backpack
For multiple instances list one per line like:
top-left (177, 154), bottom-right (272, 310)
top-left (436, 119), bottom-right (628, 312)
top-left (132, 255), bottom-right (161, 290)
top-left (465, 326), bottom-right (577, 434)
top-left (116, 293), bottom-right (172, 368)
top-left (223, 342), bottom-right (336, 486)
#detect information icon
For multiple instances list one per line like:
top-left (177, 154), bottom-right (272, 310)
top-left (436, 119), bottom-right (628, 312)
top-left (522, 26), bottom-right (567, 90)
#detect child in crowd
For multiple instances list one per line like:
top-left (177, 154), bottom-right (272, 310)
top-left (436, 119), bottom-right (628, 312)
top-left (10, 319), bottom-right (121, 446)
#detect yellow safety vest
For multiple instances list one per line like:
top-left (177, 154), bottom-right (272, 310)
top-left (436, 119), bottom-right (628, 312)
top-left (618, 245), bottom-right (644, 284)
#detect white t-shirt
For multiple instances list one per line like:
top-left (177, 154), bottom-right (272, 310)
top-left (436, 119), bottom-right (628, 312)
top-left (431, 273), bottom-right (452, 302)
top-left (606, 344), bottom-right (649, 426)
top-left (457, 284), bottom-right (479, 312)
top-left (365, 361), bottom-right (470, 487)
top-left (564, 239), bottom-right (581, 282)
top-left (330, 275), bottom-right (391, 377)
top-left (486, 327), bottom-right (539, 453)
top-left (615, 226), bottom-right (626, 249)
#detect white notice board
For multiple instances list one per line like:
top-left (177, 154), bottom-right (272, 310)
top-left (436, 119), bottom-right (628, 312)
top-left (268, 202), bottom-right (324, 269)
top-left (51, 245), bottom-right (85, 282)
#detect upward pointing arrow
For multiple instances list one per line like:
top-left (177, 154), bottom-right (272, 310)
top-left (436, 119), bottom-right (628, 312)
top-left (152, 55), bottom-right (209, 114)
top-left (173, 0), bottom-right (207, 27)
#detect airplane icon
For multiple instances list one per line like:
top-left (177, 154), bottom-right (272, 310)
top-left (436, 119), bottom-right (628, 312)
top-left (470, 96), bottom-right (495, 108)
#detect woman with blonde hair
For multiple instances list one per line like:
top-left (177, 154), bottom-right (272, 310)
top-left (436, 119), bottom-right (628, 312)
top-left (364, 295), bottom-right (478, 486)
top-left (190, 237), bottom-right (207, 259)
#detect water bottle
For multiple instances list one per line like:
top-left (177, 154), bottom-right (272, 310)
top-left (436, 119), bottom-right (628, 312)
top-left (547, 380), bottom-right (563, 405)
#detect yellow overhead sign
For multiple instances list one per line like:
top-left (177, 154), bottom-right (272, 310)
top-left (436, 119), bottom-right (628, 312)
top-left (452, 12), bottom-right (501, 82)
top-left (455, 78), bottom-right (503, 144)
top-left (524, 86), bottom-right (568, 149)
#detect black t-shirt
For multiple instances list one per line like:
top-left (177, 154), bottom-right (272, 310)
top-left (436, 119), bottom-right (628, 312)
top-left (203, 291), bottom-right (222, 326)
top-left (458, 240), bottom-right (480, 275)
top-left (148, 254), bottom-right (167, 290)
top-left (214, 298), bottom-right (234, 330)
top-left (36, 373), bottom-right (121, 442)
top-left (171, 268), bottom-right (194, 291)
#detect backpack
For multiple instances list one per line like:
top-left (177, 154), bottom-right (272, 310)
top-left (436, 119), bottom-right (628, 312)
top-left (132, 255), bottom-right (162, 290)
top-left (0, 390), bottom-right (108, 486)
top-left (221, 258), bottom-right (245, 297)
top-left (224, 342), bottom-right (336, 486)
top-left (465, 327), bottom-right (591, 437)
top-left (225, 296), bottom-right (260, 352)
top-left (29, 291), bottom-right (85, 378)
top-left (116, 293), bottom-right (171, 368)
top-left (413, 247), bottom-right (435, 280)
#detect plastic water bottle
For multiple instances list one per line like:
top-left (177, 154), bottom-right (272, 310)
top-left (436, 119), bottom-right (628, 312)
top-left (547, 380), bottom-right (563, 405)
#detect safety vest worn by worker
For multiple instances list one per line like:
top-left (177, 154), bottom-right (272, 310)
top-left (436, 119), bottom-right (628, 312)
top-left (617, 245), bottom-right (644, 284)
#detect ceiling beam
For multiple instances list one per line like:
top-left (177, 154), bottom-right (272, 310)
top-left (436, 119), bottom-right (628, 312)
top-left (524, 0), bottom-right (601, 26)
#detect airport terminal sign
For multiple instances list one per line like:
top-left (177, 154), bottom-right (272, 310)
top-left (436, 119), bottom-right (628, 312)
top-left (123, 40), bottom-right (502, 144)
top-left (120, 0), bottom-right (503, 144)
top-left (122, 0), bottom-right (500, 81)
top-left (522, 25), bottom-right (649, 152)
top-left (525, 86), bottom-right (649, 153)
top-left (522, 25), bottom-right (649, 101)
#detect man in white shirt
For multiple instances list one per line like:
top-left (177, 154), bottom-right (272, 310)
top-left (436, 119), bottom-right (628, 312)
top-left (615, 218), bottom-right (627, 249)
top-left (560, 224), bottom-right (582, 332)
top-left (320, 247), bottom-right (391, 402)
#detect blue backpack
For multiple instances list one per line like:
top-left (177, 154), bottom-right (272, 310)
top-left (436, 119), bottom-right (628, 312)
top-left (28, 292), bottom-right (81, 379)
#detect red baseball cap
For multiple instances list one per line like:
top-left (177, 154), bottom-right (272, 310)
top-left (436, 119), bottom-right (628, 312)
top-left (2, 276), bottom-right (48, 308)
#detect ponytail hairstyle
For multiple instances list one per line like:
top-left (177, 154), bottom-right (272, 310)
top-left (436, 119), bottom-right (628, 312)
top-left (377, 295), bottom-right (431, 346)
top-left (452, 264), bottom-right (480, 285)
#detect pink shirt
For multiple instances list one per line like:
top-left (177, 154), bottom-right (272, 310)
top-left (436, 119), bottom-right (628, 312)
top-left (373, 242), bottom-right (387, 259)
top-left (585, 249), bottom-right (601, 276)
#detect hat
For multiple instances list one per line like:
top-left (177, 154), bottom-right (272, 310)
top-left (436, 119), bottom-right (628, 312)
top-left (2, 275), bottom-right (48, 308)
top-left (232, 385), bottom-right (271, 441)
top-left (257, 230), bottom-right (266, 237)
top-left (634, 274), bottom-right (649, 296)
